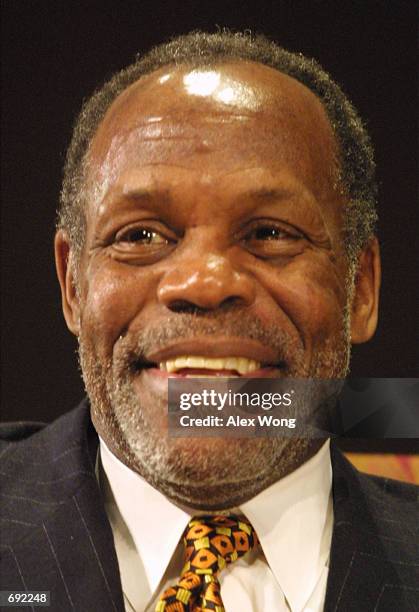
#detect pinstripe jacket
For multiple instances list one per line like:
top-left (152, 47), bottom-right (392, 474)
top-left (1, 400), bottom-right (418, 611)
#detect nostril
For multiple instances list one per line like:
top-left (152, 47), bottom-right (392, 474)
top-left (168, 300), bottom-right (209, 314)
top-left (220, 296), bottom-right (244, 309)
top-left (167, 296), bottom-right (245, 314)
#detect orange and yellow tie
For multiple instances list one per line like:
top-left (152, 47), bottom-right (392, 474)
top-left (156, 514), bottom-right (258, 612)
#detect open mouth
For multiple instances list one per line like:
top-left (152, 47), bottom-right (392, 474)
top-left (134, 355), bottom-right (283, 377)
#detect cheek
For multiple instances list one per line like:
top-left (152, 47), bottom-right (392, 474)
top-left (256, 256), bottom-right (347, 342)
top-left (80, 263), bottom-right (154, 352)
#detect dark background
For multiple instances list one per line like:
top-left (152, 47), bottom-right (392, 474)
top-left (1, 0), bottom-right (418, 425)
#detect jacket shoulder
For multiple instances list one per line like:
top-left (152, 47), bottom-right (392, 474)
top-left (358, 469), bottom-right (418, 539)
top-left (333, 443), bottom-right (418, 503)
top-left (333, 446), bottom-right (418, 547)
top-left (0, 400), bottom-right (95, 484)
top-left (365, 470), bottom-right (418, 501)
top-left (0, 420), bottom-right (46, 445)
top-left (0, 420), bottom-right (48, 457)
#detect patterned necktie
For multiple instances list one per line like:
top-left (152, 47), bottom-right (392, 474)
top-left (156, 514), bottom-right (258, 612)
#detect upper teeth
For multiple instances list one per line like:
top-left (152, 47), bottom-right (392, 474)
top-left (160, 356), bottom-right (261, 374)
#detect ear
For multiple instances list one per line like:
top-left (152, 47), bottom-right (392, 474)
top-left (350, 236), bottom-right (381, 344)
top-left (54, 230), bottom-right (81, 336)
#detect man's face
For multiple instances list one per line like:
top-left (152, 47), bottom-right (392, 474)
top-left (57, 62), bottom-right (370, 508)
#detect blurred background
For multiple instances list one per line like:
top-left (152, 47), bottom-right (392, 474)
top-left (1, 0), bottom-right (418, 476)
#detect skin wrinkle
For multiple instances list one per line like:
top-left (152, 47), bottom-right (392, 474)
top-left (85, 120), bottom-right (340, 259)
top-left (79, 312), bottom-right (349, 508)
top-left (58, 35), bottom-right (378, 273)
top-left (88, 68), bottom-right (341, 203)
top-left (87, 166), bottom-right (337, 265)
top-left (56, 62), bottom-right (379, 509)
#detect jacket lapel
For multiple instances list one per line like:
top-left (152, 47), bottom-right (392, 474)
top-left (0, 400), bottom-right (124, 611)
top-left (3, 405), bottom-right (417, 611)
top-left (325, 444), bottom-right (418, 611)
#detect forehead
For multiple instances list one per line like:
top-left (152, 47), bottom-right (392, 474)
top-left (91, 61), bottom-right (337, 156)
top-left (87, 61), bottom-right (341, 213)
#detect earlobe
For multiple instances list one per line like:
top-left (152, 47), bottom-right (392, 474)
top-left (54, 230), bottom-right (81, 336)
top-left (350, 237), bottom-right (381, 344)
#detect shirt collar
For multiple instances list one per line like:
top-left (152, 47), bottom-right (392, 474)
top-left (99, 438), bottom-right (332, 611)
top-left (240, 440), bottom-right (333, 611)
top-left (99, 438), bottom-right (192, 594)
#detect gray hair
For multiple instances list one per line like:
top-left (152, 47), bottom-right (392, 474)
top-left (58, 30), bottom-right (377, 268)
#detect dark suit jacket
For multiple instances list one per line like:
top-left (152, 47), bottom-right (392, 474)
top-left (1, 400), bottom-right (418, 611)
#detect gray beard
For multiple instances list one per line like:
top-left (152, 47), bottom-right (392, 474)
top-left (79, 309), bottom-right (351, 509)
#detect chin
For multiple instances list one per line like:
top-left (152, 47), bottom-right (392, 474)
top-left (123, 432), bottom-right (314, 509)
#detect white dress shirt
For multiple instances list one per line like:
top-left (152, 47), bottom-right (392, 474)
top-left (98, 439), bottom-right (333, 612)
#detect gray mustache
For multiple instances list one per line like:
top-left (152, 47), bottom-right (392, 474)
top-left (114, 311), bottom-right (301, 367)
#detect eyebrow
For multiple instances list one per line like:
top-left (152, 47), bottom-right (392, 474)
top-left (240, 187), bottom-right (296, 202)
top-left (121, 186), bottom-right (294, 203)
top-left (123, 186), bottom-right (166, 197)
top-left (120, 187), bottom-right (172, 206)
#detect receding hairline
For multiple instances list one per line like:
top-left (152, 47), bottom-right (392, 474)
top-left (87, 58), bottom-right (340, 175)
top-left (58, 30), bottom-right (377, 272)
top-left (94, 59), bottom-right (332, 127)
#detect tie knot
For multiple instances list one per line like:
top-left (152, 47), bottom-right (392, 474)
top-left (156, 515), bottom-right (258, 611)
top-left (182, 514), bottom-right (258, 576)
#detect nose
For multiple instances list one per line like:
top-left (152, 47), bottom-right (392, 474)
top-left (157, 253), bottom-right (256, 312)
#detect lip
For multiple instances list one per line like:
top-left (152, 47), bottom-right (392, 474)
top-left (146, 365), bottom-right (281, 379)
top-left (145, 337), bottom-right (281, 367)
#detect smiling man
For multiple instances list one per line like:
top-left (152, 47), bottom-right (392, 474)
top-left (1, 32), bottom-right (417, 612)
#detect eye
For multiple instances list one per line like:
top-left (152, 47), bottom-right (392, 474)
top-left (115, 227), bottom-right (169, 245)
top-left (111, 223), bottom-right (176, 263)
top-left (248, 226), bottom-right (297, 241)
top-left (242, 221), bottom-right (305, 258)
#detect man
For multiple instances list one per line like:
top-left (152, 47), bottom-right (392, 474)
top-left (1, 31), bottom-right (417, 611)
